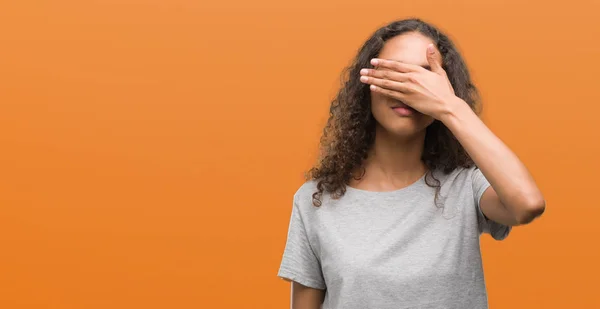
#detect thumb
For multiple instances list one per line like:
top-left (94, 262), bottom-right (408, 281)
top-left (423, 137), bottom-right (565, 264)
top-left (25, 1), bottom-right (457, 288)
top-left (426, 44), bottom-right (444, 74)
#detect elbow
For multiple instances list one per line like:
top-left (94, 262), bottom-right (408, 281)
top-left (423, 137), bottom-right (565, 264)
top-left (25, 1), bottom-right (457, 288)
top-left (515, 195), bottom-right (546, 225)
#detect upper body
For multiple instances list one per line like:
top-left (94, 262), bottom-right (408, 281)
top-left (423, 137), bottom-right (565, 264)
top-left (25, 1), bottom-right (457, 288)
top-left (279, 166), bottom-right (509, 309)
top-left (278, 18), bottom-right (545, 309)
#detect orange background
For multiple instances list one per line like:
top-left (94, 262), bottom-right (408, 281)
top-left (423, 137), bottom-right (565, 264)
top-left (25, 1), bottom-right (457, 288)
top-left (1, 0), bottom-right (599, 308)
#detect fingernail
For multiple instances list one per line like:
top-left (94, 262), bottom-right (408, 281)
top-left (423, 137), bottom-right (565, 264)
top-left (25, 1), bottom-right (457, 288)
top-left (428, 44), bottom-right (435, 54)
top-left (371, 59), bottom-right (379, 65)
top-left (360, 69), bottom-right (368, 75)
top-left (360, 76), bottom-right (368, 82)
top-left (370, 85), bottom-right (377, 90)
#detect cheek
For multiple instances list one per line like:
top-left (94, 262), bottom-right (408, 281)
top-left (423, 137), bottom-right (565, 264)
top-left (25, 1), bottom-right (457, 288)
top-left (370, 91), bottom-right (388, 104)
top-left (370, 91), bottom-right (389, 112)
top-left (370, 93), bottom-right (388, 118)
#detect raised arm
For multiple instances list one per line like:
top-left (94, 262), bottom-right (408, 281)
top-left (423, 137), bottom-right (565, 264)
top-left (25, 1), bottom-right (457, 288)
top-left (442, 100), bottom-right (546, 225)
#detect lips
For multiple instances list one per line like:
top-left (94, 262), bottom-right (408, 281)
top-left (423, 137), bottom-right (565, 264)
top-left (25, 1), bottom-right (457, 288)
top-left (390, 101), bottom-right (416, 116)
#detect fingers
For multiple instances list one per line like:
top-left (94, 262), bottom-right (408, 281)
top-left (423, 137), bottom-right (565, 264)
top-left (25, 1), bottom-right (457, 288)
top-left (359, 67), bottom-right (413, 94)
top-left (426, 44), bottom-right (444, 74)
top-left (368, 84), bottom-right (407, 101)
top-left (359, 74), bottom-right (411, 93)
top-left (360, 68), bottom-right (411, 83)
top-left (370, 58), bottom-right (422, 73)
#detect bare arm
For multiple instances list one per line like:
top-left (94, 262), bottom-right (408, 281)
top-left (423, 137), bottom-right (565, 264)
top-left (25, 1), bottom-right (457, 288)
top-left (290, 281), bottom-right (325, 309)
top-left (442, 98), bottom-right (546, 225)
top-left (359, 47), bottom-right (545, 226)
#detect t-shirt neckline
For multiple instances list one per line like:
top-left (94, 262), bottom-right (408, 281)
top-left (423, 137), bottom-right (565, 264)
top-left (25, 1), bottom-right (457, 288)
top-left (344, 172), bottom-right (428, 195)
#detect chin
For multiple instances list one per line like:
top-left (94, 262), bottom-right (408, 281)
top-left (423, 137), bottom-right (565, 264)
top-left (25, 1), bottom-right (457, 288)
top-left (376, 116), bottom-right (434, 139)
top-left (375, 120), bottom-right (417, 136)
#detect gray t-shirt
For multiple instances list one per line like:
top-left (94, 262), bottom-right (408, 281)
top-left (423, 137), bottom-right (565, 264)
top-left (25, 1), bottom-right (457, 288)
top-left (278, 166), bottom-right (510, 309)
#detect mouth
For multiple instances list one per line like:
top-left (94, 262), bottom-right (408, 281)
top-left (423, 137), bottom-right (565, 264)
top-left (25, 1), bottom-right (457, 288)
top-left (390, 102), bottom-right (416, 116)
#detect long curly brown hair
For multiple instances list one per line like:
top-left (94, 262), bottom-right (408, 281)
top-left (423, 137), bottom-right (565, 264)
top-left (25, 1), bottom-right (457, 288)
top-left (307, 18), bottom-right (482, 207)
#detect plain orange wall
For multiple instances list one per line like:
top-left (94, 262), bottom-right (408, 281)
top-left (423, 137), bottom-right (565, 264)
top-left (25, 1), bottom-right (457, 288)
top-left (1, 0), bottom-right (599, 308)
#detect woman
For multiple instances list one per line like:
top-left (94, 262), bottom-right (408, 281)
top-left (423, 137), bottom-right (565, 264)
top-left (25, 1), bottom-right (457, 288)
top-left (277, 18), bottom-right (545, 309)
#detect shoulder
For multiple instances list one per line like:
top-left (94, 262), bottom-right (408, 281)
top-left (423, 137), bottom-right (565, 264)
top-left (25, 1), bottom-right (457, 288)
top-left (293, 179), bottom-right (318, 201)
top-left (292, 179), bottom-right (346, 212)
top-left (286, 181), bottom-right (318, 221)
top-left (433, 165), bottom-right (481, 194)
top-left (433, 164), bottom-right (479, 181)
top-left (288, 180), bottom-right (327, 229)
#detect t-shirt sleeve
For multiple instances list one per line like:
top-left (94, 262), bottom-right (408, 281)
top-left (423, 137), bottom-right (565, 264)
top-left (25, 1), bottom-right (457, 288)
top-left (277, 195), bottom-right (326, 290)
top-left (472, 167), bottom-right (511, 240)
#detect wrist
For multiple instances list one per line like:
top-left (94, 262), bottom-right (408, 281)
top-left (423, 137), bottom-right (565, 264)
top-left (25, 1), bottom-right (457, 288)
top-left (439, 96), bottom-right (476, 129)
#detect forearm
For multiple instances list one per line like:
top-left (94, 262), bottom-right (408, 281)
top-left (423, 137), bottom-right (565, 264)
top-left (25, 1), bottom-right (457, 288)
top-left (441, 97), bottom-right (546, 222)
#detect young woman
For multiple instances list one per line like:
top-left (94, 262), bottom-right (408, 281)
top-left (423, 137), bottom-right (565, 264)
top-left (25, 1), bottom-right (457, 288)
top-left (277, 18), bottom-right (545, 309)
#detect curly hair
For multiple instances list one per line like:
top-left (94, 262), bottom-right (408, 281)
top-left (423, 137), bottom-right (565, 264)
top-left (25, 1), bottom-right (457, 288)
top-left (307, 18), bottom-right (481, 207)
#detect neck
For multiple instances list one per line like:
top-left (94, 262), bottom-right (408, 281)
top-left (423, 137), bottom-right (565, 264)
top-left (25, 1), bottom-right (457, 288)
top-left (351, 125), bottom-right (428, 190)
